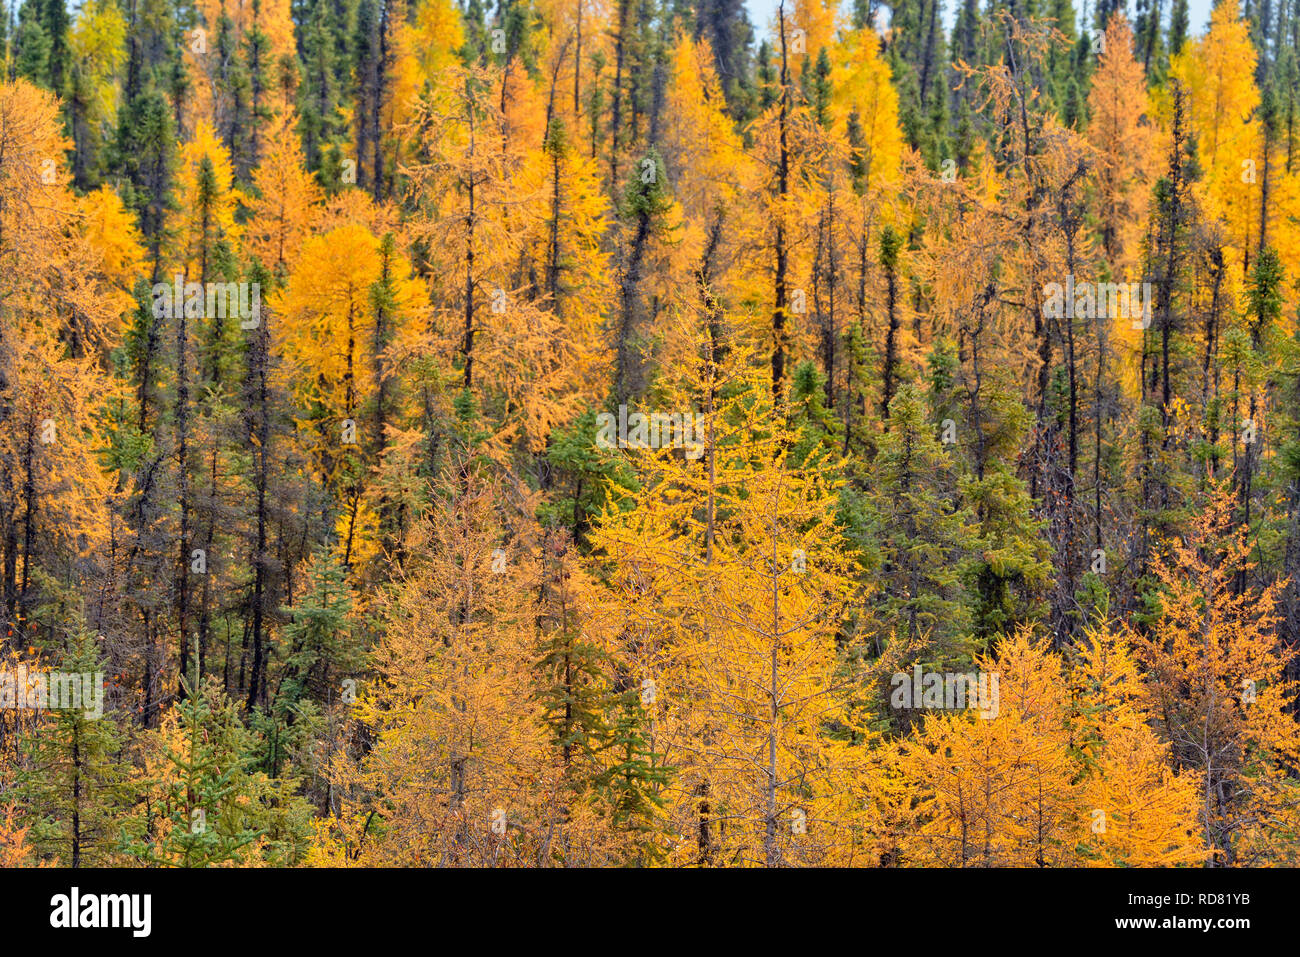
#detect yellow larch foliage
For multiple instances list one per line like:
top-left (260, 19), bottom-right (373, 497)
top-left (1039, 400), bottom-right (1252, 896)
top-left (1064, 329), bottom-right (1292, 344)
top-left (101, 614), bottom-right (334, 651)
top-left (0, 805), bottom-right (40, 867)
top-left (895, 630), bottom-right (1079, 866)
top-left (0, 81), bottom-right (76, 290)
top-left (790, 0), bottom-right (840, 68)
top-left (1086, 14), bottom-right (1155, 387)
top-left (1086, 15), bottom-right (1154, 276)
top-left (0, 81), bottom-right (118, 564)
top-left (1134, 489), bottom-right (1300, 865)
top-left (273, 223), bottom-right (423, 445)
top-left (1070, 624), bottom-right (1205, 866)
top-left (591, 367), bottom-right (873, 866)
top-left (246, 110), bottom-right (324, 273)
top-left (656, 34), bottom-right (760, 371)
top-left (175, 121), bottom-right (243, 274)
top-left (386, 0), bottom-right (464, 139)
top-left (830, 27), bottom-right (904, 190)
top-left (320, 469), bottom-right (553, 866)
top-left (1168, 0), bottom-right (1269, 276)
top-left (663, 35), bottom-right (755, 219)
top-left (79, 186), bottom-right (146, 300)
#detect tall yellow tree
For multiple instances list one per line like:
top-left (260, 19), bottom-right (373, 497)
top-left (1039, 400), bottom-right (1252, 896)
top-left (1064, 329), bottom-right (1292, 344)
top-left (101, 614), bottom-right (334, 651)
top-left (591, 365), bottom-right (874, 866)
top-left (245, 111), bottom-right (323, 275)
top-left (315, 466), bottom-right (553, 866)
top-left (1134, 488), bottom-right (1300, 865)
top-left (1087, 14), bottom-right (1154, 277)
top-left (273, 222), bottom-right (423, 567)
top-left (1070, 622), bottom-right (1205, 866)
top-left (0, 80), bottom-right (118, 628)
top-left (893, 630), bottom-right (1079, 867)
top-left (1169, 0), bottom-right (1263, 275)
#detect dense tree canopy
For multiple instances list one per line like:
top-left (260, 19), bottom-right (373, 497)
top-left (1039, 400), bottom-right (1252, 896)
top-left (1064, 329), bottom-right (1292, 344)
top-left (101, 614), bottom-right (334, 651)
top-left (2, 0), bottom-right (1300, 868)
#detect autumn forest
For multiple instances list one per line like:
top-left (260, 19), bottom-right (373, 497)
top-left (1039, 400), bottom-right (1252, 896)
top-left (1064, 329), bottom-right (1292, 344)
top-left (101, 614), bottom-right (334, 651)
top-left (0, 0), bottom-right (1299, 870)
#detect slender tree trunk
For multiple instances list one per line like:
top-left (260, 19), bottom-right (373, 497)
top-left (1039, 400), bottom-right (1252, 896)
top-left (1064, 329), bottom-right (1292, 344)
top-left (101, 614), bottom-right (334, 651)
top-left (881, 259), bottom-right (899, 419)
top-left (176, 281), bottom-right (192, 698)
top-left (609, 0), bottom-right (629, 187)
top-left (772, 3), bottom-right (792, 401)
